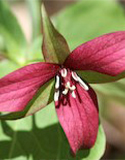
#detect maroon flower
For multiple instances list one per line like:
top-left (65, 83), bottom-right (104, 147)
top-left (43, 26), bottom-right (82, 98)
top-left (0, 6), bottom-right (125, 155)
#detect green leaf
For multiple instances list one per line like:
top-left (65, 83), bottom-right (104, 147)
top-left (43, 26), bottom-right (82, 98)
top-left (0, 103), bottom-right (105, 160)
top-left (26, 0), bottom-right (41, 39)
top-left (0, 0), bottom-right (27, 63)
top-left (0, 60), bottom-right (19, 78)
top-left (0, 79), bottom-right (54, 120)
top-left (41, 4), bottom-right (70, 64)
top-left (0, 35), bottom-right (5, 51)
top-left (77, 71), bottom-right (125, 84)
top-left (55, 0), bottom-right (125, 50)
top-left (92, 78), bottom-right (125, 105)
top-left (27, 36), bottom-right (44, 62)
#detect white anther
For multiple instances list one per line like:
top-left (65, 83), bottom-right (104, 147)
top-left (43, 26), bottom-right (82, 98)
top-left (54, 91), bottom-right (60, 102)
top-left (66, 81), bottom-right (70, 88)
top-left (55, 75), bottom-right (60, 89)
top-left (70, 85), bottom-right (76, 91)
top-left (61, 68), bottom-right (67, 77)
top-left (72, 91), bottom-right (76, 98)
top-left (62, 88), bottom-right (69, 95)
top-left (72, 72), bottom-right (78, 81)
top-left (78, 77), bottom-right (89, 91)
top-left (65, 82), bottom-right (76, 91)
top-left (72, 71), bottom-right (89, 91)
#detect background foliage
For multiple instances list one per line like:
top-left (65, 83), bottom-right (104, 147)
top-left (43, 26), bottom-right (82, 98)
top-left (0, 0), bottom-right (125, 159)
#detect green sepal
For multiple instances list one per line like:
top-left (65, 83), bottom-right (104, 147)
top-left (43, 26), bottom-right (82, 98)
top-left (0, 79), bottom-right (54, 120)
top-left (77, 70), bottom-right (125, 84)
top-left (41, 4), bottom-right (70, 64)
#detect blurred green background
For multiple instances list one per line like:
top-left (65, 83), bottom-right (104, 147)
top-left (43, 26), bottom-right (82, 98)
top-left (0, 0), bottom-right (125, 159)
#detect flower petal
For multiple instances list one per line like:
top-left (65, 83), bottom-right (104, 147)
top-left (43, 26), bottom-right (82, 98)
top-left (0, 62), bottom-right (59, 112)
top-left (55, 83), bottom-right (99, 155)
top-left (64, 31), bottom-right (125, 76)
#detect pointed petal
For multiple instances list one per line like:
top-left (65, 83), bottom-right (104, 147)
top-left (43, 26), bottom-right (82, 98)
top-left (41, 4), bottom-right (70, 64)
top-left (0, 79), bottom-right (54, 120)
top-left (55, 83), bottom-right (99, 155)
top-left (64, 31), bottom-right (125, 76)
top-left (0, 62), bottom-right (59, 112)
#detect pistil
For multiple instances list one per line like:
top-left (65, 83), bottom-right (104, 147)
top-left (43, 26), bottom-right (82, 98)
top-left (54, 68), bottom-right (89, 102)
top-left (62, 81), bottom-right (76, 98)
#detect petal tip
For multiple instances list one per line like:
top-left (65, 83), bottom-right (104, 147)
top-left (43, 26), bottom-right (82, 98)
top-left (41, 3), bottom-right (47, 20)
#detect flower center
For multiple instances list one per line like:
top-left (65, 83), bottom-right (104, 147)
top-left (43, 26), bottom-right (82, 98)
top-left (54, 68), bottom-right (89, 102)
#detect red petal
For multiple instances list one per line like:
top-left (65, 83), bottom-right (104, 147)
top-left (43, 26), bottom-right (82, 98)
top-left (64, 31), bottom-right (125, 76)
top-left (0, 62), bottom-right (59, 112)
top-left (55, 83), bottom-right (99, 155)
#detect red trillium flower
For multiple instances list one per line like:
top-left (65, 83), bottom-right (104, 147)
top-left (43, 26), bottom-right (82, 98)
top-left (0, 6), bottom-right (125, 155)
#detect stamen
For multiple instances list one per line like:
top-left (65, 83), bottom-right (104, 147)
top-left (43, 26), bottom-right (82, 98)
top-left (62, 88), bottom-right (69, 95)
top-left (78, 77), bottom-right (89, 91)
top-left (70, 85), bottom-right (76, 91)
top-left (66, 81), bottom-right (70, 88)
top-left (72, 71), bottom-right (89, 91)
top-left (61, 68), bottom-right (67, 77)
top-left (72, 91), bottom-right (76, 98)
top-left (54, 91), bottom-right (60, 102)
top-left (55, 75), bottom-right (60, 89)
top-left (71, 72), bottom-right (78, 81)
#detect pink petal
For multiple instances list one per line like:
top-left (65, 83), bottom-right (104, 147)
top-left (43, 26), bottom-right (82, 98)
top-left (0, 62), bottom-right (59, 112)
top-left (64, 31), bottom-right (125, 76)
top-left (55, 83), bottom-right (99, 155)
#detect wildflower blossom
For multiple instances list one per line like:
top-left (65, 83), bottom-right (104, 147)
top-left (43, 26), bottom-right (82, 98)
top-left (0, 5), bottom-right (125, 155)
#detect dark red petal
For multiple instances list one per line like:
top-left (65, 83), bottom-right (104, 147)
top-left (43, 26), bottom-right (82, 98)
top-left (0, 62), bottom-right (59, 112)
top-left (55, 83), bottom-right (99, 155)
top-left (64, 31), bottom-right (125, 76)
